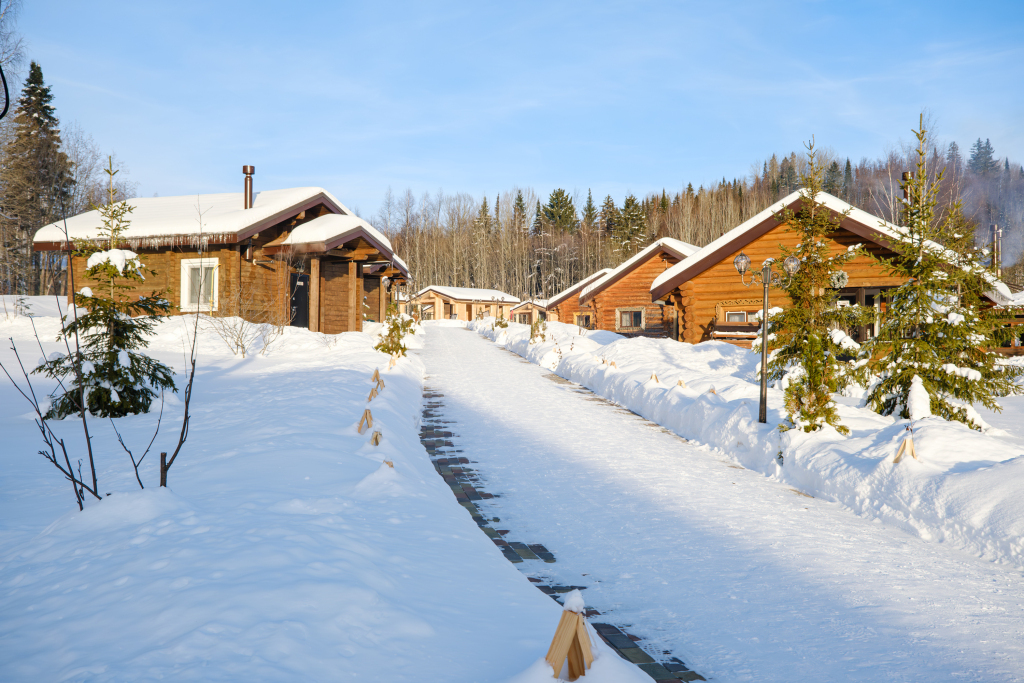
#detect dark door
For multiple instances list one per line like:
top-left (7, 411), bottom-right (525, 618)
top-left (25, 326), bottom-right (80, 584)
top-left (290, 273), bottom-right (309, 328)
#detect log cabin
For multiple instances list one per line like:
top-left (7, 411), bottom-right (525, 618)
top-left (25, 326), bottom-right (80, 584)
top-left (545, 269), bottom-right (612, 328)
top-left (649, 189), bottom-right (1020, 348)
top-left (411, 286), bottom-right (519, 321)
top-left (578, 238), bottom-right (699, 337)
top-left (32, 168), bottom-right (409, 334)
top-left (510, 299), bottom-right (548, 325)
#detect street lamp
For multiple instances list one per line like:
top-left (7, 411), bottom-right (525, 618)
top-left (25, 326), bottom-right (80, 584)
top-left (733, 252), bottom-right (800, 423)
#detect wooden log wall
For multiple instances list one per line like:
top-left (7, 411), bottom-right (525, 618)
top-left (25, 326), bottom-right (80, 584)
top-left (590, 251), bottom-right (680, 337)
top-left (677, 223), bottom-right (904, 344)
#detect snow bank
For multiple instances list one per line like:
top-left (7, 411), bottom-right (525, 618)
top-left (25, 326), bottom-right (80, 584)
top-left (0, 310), bottom-right (566, 681)
top-left (469, 318), bottom-right (1024, 569)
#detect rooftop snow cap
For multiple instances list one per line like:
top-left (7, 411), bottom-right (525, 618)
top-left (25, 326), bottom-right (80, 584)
top-left (243, 165), bottom-right (255, 209)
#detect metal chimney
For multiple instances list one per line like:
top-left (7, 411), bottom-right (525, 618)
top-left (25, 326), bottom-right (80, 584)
top-left (993, 224), bottom-right (1002, 277)
top-left (243, 165), bottom-right (255, 209)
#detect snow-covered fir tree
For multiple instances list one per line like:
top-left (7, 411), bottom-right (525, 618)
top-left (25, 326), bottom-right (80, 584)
top-left (860, 117), bottom-right (1024, 429)
top-left (35, 159), bottom-right (176, 418)
top-left (765, 140), bottom-right (868, 435)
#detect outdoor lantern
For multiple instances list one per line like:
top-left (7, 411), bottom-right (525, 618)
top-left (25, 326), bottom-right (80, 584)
top-left (733, 252), bottom-right (751, 276)
top-left (783, 256), bottom-right (800, 276)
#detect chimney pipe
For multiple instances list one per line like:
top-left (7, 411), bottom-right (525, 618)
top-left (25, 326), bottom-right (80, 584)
top-left (243, 165), bottom-right (255, 209)
top-left (993, 224), bottom-right (1002, 277)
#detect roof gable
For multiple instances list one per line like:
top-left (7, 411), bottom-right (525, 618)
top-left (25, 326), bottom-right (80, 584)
top-left (649, 189), bottom-right (1016, 305)
top-left (547, 269), bottom-right (613, 308)
top-left (415, 286), bottom-right (520, 303)
top-left (580, 237), bottom-right (699, 304)
top-left (34, 187), bottom-right (352, 249)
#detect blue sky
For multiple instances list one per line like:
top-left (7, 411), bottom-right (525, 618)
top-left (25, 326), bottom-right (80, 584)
top-left (23, 0), bottom-right (1024, 216)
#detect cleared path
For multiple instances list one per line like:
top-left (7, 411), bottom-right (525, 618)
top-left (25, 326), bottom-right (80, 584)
top-left (415, 325), bottom-right (1024, 683)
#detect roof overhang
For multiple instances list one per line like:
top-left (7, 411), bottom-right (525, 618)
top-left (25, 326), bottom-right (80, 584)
top-left (580, 240), bottom-right (696, 305)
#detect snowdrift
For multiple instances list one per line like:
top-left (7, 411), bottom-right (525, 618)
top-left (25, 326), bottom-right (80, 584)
top-left (470, 318), bottom-right (1024, 570)
top-left (0, 301), bottom-right (565, 681)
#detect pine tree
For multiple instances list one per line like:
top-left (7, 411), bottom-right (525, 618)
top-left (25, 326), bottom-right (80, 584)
top-left (581, 189), bottom-right (597, 229)
top-left (0, 62), bottom-right (73, 295)
top-left (659, 190), bottom-right (670, 214)
top-left (968, 138), bottom-right (998, 176)
top-left (861, 118), bottom-right (1023, 429)
top-left (686, 183), bottom-right (695, 198)
top-left (542, 189), bottom-right (578, 233)
top-left (766, 140), bottom-right (868, 434)
top-left (946, 142), bottom-right (963, 176)
top-left (599, 195), bottom-right (619, 238)
top-left (614, 194), bottom-right (646, 255)
top-left (35, 159), bottom-right (176, 418)
top-left (842, 158), bottom-right (854, 199)
top-left (476, 196), bottom-right (492, 233)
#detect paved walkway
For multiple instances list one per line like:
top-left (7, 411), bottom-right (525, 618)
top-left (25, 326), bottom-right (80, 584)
top-left (413, 325), bottom-right (1024, 683)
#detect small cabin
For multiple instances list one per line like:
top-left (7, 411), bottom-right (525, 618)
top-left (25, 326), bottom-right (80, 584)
top-left (579, 238), bottom-right (699, 337)
top-left (546, 269), bottom-right (611, 328)
top-left (412, 286), bottom-right (519, 321)
top-left (649, 189), bottom-right (1014, 347)
top-left (33, 171), bottom-right (409, 334)
top-left (510, 299), bottom-right (548, 325)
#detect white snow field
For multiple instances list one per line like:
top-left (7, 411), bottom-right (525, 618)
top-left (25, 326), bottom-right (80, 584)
top-left (412, 319), bottom-right (1024, 682)
top-left (0, 298), bottom-right (642, 682)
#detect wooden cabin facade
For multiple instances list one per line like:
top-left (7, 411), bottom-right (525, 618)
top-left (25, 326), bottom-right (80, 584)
top-left (651, 190), bottom-right (939, 347)
top-left (34, 179), bottom-right (409, 335)
top-left (411, 286), bottom-right (519, 321)
top-left (510, 299), bottom-right (548, 325)
top-left (545, 269), bottom-right (611, 328)
top-left (579, 238), bottom-right (699, 337)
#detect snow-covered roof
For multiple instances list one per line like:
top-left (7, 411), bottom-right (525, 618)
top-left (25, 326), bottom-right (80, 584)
top-left (649, 189), bottom-right (1015, 305)
top-left (415, 286), bottom-right (520, 303)
top-left (34, 187), bottom-right (352, 249)
top-left (511, 299), bottom-right (548, 311)
top-left (579, 238), bottom-right (699, 303)
top-left (280, 213), bottom-right (391, 251)
top-left (546, 269), bottom-right (613, 308)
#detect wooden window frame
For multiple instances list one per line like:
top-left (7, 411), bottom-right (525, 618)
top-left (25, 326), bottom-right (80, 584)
top-left (724, 311), bottom-right (747, 322)
top-left (574, 313), bottom-right (592, 328)
top-left (615, 307), bottom-right (645, 332)
top-left (179, 257), bottom-right (219, 312)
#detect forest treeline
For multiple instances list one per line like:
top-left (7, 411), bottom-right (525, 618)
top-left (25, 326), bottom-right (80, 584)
top-left (378, 138), bottom-right (1024, 300)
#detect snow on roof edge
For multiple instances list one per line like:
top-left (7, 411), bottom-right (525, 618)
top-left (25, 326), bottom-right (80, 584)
top-left (546, 269), bottom-right (614, 307)
top-left (580, 237), bottom-right (700, 301)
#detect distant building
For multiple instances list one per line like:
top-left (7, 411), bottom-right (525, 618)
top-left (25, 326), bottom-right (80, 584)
top-left (546, 269), bottom-right (611, 328)
top-left (411, 286), bottom-right (519, 321)
top-left (510, 299), bottom-right (548, 325)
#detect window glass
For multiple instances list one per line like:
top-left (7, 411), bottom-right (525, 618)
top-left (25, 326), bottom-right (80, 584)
top-left (189, 266), bottom-right (215, 306)
top-left (725, 311), bottom-right (746, 322)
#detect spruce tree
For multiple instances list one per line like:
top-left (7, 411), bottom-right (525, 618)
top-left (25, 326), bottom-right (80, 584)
top-left (824, 160), bottom-right (842, 195)
top-left (599, 195), bottom-right (619, 238)
top-left (842, 159), bottom-right (854, 199)
top-left (968, 138), bottom-right (997, 176)
top-left (476, 196), bottom-right (492, 233)
top-left (513, 190), bottom-right (527, 234)
top-left (35, 159), bottom-right (176, 418)
top-left (581, 189), bottom-right (597, 229)
top-left (860, 118), bottom-right (1023, 428)
top-left (531, 200), bottom-right (544, 236)
top-left (766, 140), bottom-right (868, 434)
top-left (614, 194), bottom-right (646, 255)
top-left (542, 189), bottom-right (578, 233)
top-left (0, 62), bottom-right (73, 295)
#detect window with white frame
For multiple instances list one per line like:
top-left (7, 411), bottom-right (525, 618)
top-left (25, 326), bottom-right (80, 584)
top-left (180, 258), bottom-right (219, 312)
top-left (616, 307), bottom-right (644, 331)
top-left (725, 311), bottom-right (747, 322)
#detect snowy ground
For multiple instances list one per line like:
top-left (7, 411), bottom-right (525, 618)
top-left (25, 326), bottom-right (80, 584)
top-left (0, 299), bottom-right (638, 682)
top-left (432, 319), bottom-right (1024, 682)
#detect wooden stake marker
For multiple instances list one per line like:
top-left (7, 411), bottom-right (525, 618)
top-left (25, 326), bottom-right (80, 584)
top-left (677, 379), bottom-right (687, 388)
top-left (376, 378), bottom-right (385, 391)
top-left (383, 459), bottom-right (393, 468)
top-left (358, 409), bottom-right (373, 434)
top-left (367, 387), bottom-right (378, 402)
top-left (894, 432), bottom-right (919, 463)
top-left (372, 368), bottom-right (381, 383)
top-left (650, 372), bottom-right (659, 383)
top-left (370, 431), bottom-right (382, 446)
top-left (545, 591), bottom-right (593, 681)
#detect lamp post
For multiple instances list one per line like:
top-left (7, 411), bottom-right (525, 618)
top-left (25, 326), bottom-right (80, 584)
top-left (733, 253), bottom-right (800, 423)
